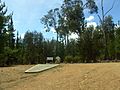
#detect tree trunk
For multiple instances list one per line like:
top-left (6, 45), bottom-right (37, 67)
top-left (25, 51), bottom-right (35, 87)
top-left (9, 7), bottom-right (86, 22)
top-left (56, 32), bottom-right (59, 56)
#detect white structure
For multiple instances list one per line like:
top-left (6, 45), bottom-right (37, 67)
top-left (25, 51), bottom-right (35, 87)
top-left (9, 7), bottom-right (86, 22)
top-left (55, 56), bottom-right (61, 64)
top-left (46, 57), bottom-right (53, 63)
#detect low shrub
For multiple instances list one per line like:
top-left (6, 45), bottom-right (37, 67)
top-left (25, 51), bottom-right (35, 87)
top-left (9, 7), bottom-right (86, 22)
top-left (64, 56), bottom-right (73, 63)
top-left (73, 56), bottom-right (81, 63)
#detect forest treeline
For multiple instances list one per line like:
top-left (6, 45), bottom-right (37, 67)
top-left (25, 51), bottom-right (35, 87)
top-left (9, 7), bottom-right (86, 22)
top-left (0, 0), bottom-right (120, 66)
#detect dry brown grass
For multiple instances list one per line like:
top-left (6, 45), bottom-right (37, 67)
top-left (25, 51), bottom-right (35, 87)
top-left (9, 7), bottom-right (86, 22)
top-left (1, 63), bottom-right (120, 90)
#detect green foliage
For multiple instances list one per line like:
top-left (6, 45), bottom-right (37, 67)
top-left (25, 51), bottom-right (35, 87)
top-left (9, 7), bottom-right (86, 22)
top-left (0, 54), bottom-right (6, 66)
top-left (102, 15), bottom-right (115, 59)
top-left (0, 47), bottom-right (18, 66)
top-left (7, 16), bottom-right (15, 49)
top-left (61, 0), bottom-right (85, 35)
top-left (115, 27), bottom-right (120, 59)
top-left (74, 56), bottom-right (81, 63)
top-left (64, 56), bottom-right (74, 63)
top-left (23, 31), bottom-right (45, 64)
top-left (85, 0), bottom-right (98, 14)
top-left (64, 56), bottom-right (81, 63)
top-left (0, 1), bottom-right (16, 66)
top-left (57, 42), bottom-right (65, 60)
top-left (65, 39), bottom-right (78, 57)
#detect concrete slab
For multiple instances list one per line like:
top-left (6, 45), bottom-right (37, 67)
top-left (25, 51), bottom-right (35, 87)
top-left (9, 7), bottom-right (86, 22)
top-left (25, 64), bottom-right (59, 73)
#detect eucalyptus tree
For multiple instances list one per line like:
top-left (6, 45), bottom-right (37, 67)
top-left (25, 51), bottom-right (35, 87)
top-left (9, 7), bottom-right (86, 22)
top-left (94, 0), bottom-right (116, 59)
top-left (61, 0), bottom-right (98, 37)
top-left (41, 0), bottom-right (98, 53)
top-left (81, 0), bottom-right (116, 60)
top-left (60, 0), bottom-right (98, 57)
top-left (41, 8), bottom-right (61, 56)
top-left (61, 0), bottom-right (99, 62)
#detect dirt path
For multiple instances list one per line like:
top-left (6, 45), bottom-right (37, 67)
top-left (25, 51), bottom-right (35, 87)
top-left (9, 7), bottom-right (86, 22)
top-left (1, 63), bottom-right (120, 90)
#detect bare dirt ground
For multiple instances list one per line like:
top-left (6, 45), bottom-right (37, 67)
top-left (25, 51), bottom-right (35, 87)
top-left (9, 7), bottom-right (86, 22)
top-left (1, 63), bottom-right (120, 90)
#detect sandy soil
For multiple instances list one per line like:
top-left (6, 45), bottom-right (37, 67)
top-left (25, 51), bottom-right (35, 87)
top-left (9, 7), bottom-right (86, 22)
top-left (1, 63), bottom-right (120, 90)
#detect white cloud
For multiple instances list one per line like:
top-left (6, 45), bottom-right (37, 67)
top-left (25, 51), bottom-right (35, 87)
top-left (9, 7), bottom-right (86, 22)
top-left (51, 27), bottom-right (56, 33)
top-left (87, 22), bottom-right (97, 27)
top-left (115, 25), bottom-right (120, 28)
top-left (69, 33), bottom-right (78, 39)
top-left (42, 27), bottom-right (56, 33)
top-left (85, 16), bottom-right (94, 21)
top-left (21, 33), bottom-right (25, 39)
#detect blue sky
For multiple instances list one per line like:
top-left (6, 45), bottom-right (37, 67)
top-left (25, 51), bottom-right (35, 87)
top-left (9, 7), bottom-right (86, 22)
top-left (2, 0), bottom-right (120, 39)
